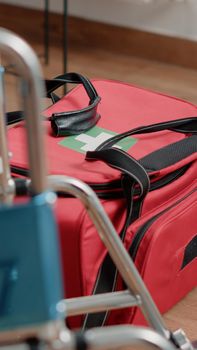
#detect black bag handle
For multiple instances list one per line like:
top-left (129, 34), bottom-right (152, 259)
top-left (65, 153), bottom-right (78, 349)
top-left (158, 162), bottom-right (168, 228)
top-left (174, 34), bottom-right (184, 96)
top-left (45, 72), bottom-right (98, 102)
top-left (86, 147), bottom-right (150, 200)
top-left (44, 72), bottom-right (101, 136)
top-left (83, 148), bottom-right (150, 329)
top-left (6, 72), bottom-right (101, 136)
top-left (95, 117), bottom-right (197, 151)
top-left (139, 134), bottom-right (197, 171)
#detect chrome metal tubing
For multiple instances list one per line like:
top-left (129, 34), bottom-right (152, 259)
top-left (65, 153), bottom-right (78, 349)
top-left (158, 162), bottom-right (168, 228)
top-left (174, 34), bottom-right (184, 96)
top-left (48, 175), bottom-right (169, 338)
top-left (0, 28), bottom-right (46, 194)
top-left (58, 326), bottom-right (176, 350)
top-left (83, 326), bottom-right (176, 350)
top-left (0, 65), bottom-right (15, 203)
top-left (64, 290), bottom-right (141, 317)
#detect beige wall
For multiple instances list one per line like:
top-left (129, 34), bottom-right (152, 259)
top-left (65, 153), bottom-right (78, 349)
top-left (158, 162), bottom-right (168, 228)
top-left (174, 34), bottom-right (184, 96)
top-left (1, 0), bottom-right (197, 41)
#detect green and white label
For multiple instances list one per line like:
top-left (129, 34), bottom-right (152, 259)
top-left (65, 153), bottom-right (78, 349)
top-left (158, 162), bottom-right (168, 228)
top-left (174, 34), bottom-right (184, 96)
top-left (59, 126), bottom-right (137, 154)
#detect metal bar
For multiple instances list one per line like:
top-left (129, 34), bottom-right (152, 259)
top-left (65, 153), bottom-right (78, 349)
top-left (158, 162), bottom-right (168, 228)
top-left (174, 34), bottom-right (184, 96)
top-left (64, 290), bottom-right (141, 317)
top-left (63, 0), bottom-right (68, 74)
top-left (44, 0), bottom-right (49, 65)
top-left (0, 326), bottom-right (178, 350)
top-left (81, 326), bottom-right (177, 350)
top-left (48, 175), bottom-right (170, 338)
top-left (0, 65), bottom-right (15, 203)
top-left (0, 28), bottom-right (47, 194)
top-left (63, 0), bottom-right (68, 93)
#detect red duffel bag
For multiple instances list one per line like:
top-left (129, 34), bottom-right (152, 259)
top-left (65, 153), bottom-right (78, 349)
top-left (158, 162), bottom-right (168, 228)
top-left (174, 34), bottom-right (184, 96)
top-left (7, 73), bottom-right (197, 330)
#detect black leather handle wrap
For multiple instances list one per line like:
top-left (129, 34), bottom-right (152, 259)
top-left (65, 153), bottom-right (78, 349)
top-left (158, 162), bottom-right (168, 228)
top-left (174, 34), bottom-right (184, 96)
top-left (6, 72), bottom-right (101, 136)
top-left (46, 72), bottom-right (101, 136)
top-left (49, 96), bottom-right (101, 137)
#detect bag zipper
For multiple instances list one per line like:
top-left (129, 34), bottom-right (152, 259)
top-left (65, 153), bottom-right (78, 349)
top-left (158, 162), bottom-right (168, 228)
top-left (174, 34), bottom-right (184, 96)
top-left (11, 164), bottom-right (189, 199)
top-left (129, 187), bottom-right (196, 260)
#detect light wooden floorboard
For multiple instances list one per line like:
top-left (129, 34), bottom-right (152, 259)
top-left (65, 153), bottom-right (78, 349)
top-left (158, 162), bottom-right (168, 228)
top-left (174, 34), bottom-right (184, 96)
top-left (4, 42), bottom-right (197, 110)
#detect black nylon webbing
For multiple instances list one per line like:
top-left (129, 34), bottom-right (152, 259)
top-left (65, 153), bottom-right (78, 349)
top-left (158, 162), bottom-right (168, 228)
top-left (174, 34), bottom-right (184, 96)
top-left (82, 181), bottom-right (142, 329)
top-left (181, 235), bottom-right (197, 270)
top-left (83, 149), bottom-right (149, 329)
top-left (139, 135), bottom-right (197, 171)
top-left (96, 117), bottom-right (197, 151)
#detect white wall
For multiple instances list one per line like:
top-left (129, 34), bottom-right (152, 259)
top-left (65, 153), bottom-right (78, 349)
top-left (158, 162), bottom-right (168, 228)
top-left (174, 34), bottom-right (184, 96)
top-left (1, 0), bottom-right (197, 41)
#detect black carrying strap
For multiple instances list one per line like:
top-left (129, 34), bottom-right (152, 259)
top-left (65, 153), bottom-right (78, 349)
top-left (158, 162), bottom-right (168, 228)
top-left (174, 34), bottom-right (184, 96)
top-left (181, 235), bottom-right (197, 270)
top-left (139, 134), bottom-right (197, 171)
top-left (83, 148), bottom-right (150, 329)
top-left (6, 110), bottom-right (24, 125)
top-left (86, 148), bottom-right (150, 199)
top-left (95, 117), bottom-right (197, 151)
top-left (6, 72), bottom-right (101, 136)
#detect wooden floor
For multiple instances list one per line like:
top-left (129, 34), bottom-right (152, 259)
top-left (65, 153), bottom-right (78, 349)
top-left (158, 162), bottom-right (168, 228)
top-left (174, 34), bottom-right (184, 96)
top-left (3, 39), bottom-right (197, 342)
top-left (4, 39), bottom-right (197, 110)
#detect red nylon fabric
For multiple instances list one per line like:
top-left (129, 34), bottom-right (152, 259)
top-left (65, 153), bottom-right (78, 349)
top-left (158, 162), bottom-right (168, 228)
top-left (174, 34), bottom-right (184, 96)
top-left (8, 80), bottom-right (197, 181)
top-left (132, 181), bottom-right (197, 326)
top-left (8, 79), bottom-right (197, 329)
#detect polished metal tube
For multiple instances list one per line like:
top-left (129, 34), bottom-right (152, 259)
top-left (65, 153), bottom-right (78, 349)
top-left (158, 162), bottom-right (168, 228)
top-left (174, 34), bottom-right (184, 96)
top-left (0, 65), bottom-right (15, 203)
top-left (63, 290), bottom-right (141, 317)
top-left (57, 326), bottom-right (176, 350)
top-left (82, 326), bottom-right (177, 350)
top-left (0, 28), bottom-right (46, 194)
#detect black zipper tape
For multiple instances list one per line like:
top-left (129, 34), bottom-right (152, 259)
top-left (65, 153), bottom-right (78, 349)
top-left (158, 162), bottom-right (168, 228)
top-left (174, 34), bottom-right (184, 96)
top-left (11, 164), bottom-right (189, 199)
